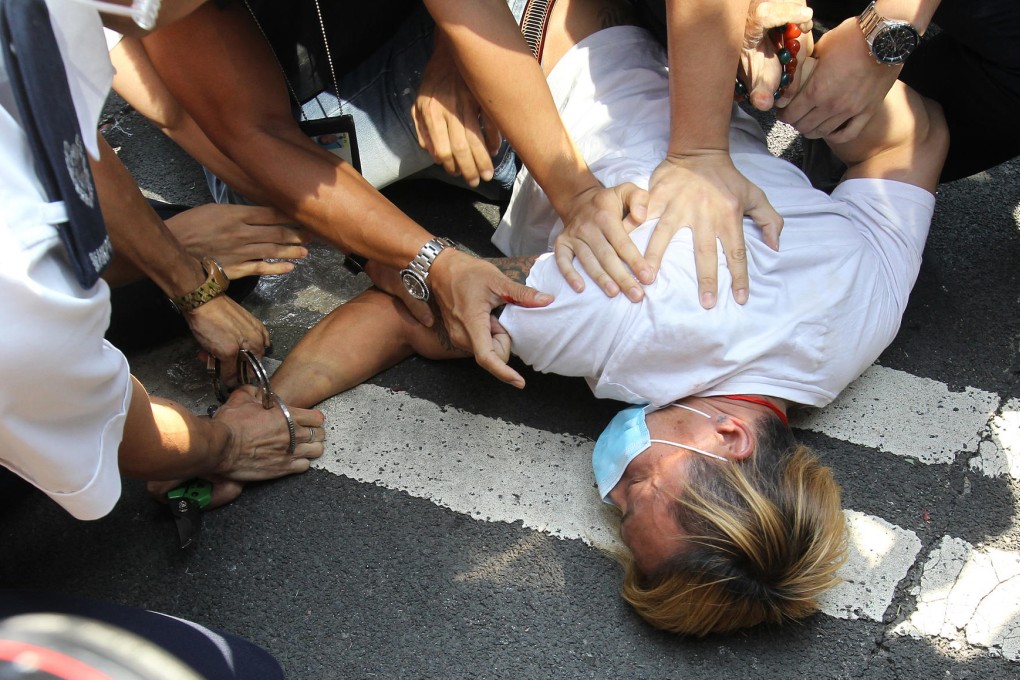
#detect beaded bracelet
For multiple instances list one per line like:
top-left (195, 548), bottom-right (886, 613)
top-left (734, 23), bottom-right (802, 103)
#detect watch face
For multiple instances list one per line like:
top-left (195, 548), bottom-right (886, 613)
top-left (401, 270), bottom-right (429, 301)
top-left (873, 23), bottom-right (919, 64)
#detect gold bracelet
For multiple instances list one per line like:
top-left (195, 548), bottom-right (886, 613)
top-left (169, 257), bottom-right (230, 313)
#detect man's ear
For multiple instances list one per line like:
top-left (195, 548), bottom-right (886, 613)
top-left (713, 415), bottom-right (755, 460)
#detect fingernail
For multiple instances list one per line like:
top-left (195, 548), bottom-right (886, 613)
top-left (626, 287), bottom-right (644, 302)
top-left (735, 288), bottom-right (748, 305)
top-left (605, 283), bottom-right (620, 297)
top-left (701, 291), bottom-right (716, 309)
top-left (482, 170), bottom-right (493, 181)
top-left (423, 313), bottom-right (434, 326)
top-left (537, 293), bottom-right (554, 304)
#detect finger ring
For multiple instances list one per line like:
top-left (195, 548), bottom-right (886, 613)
top-left (277, 399), bottom-right (296, 454)
top-left (307, 426), bottom-right (317, 443)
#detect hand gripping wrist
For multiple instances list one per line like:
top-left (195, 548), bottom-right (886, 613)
top-left (170, 257), bottom-right (230, 313)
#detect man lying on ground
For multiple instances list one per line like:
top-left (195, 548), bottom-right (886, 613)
top-left (267, 0), bottom-right (948, 636)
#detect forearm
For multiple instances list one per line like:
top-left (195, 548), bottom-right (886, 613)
top-left (119, 377), bottom-right (228, 480)
top-left (227, 129), bottom-right (435, 269)
top-left (272, 289), bottom-right (422, 408)
top-left (424, 0), bottom-right (601, 217)
top-left (487, 255), bottom-right (539, 286)
top-left (142, 2), bottom-right (436, 270)
top-left (91, 135), bottom-right (206, 296)
top-left (110, 36), bottom-right (270, 205)
top-left (665, 0), bottom-right (748, 154)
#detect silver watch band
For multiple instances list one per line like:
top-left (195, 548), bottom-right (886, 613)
top-left (406, 238), bottom-right (454, 278)
top-left (401, 237), bottom-right (456, 302)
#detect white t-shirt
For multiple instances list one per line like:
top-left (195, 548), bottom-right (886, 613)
top-left (497, 27), bottom-right (935, 408)
top-left (0, 1), bottom-right (129, 520)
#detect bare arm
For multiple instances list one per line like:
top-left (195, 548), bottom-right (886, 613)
top-left (120, 377), bottom-right (325, 508)
top-left (274, 255), bottom-right (544, 407)
top-left (639, 0), bottom-right (789, 309)
top-left (91, 134), bottom-right (272, 375)
top-left (487, 255), bottom-right (540, 285)
top-left (830, 79), bottom-right (946, 193)
top-left (142, 2), bottom-right (551, 387)
top-left (110, 34), bottom-right (271, 205)
top-left (779, 0), bottom-right (942, 143)
top-left (141, 3), bottom-right (433, 270)
top-left (423, 0), bottom-right (652, 301)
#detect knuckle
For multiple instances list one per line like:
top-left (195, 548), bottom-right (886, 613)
top-left (728, 247), bottom-right (748, 264)
top-left (720, 196), bottom-right (741, 216)
top-left (696, 241), bottom-right (718, 257)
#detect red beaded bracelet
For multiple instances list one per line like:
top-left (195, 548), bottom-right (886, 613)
top-left (734, 23), bottom-right (802, 103)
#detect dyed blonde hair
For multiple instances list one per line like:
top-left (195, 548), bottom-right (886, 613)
top-left (620, 417), bottom-right (847, 636)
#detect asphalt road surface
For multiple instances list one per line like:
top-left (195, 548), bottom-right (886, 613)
top-left (2, 93), bottom-right (1020, 679)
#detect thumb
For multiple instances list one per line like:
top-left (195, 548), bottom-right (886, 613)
top-left (745, 190), bottom-right (784, 251)
top-left (618, 182), bottom-right (649, 228)
top-left (207, 478), bottom-right (245, 508)
top-left (497, 281), bottom-right (554, 309)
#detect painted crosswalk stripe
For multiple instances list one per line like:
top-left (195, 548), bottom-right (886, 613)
top-left (792, 365), bottom-right (998, 465)
top-left (894, 536), bottom-right (1020, 661)
top-left (313, 382), bottom-right (923, 622)
top-left (972, 397), bottom-right (1020, 479)
top-left (135, 352), bottom-right (1013, 641)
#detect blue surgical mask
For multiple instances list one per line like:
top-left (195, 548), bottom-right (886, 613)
top-left (592, 402), bottom-right (727, 504)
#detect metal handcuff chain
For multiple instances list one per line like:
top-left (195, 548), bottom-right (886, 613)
top-left (209, 349), bottom-right (298, 455)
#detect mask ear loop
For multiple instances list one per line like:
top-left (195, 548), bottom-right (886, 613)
top-left (648, 439), bottom-right (729, 462)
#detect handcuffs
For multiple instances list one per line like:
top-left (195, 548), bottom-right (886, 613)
top-left (166, 349), bottom-right (296, 548)
top-left (207, 349), bottom-right (297, 455)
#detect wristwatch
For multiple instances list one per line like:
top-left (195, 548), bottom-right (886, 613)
top-left (858, 1), bottom-right (920, 65)
top-left (400, 237), bottom-right (456, 302)
top-left (170, 257), bottom-right (229, 313)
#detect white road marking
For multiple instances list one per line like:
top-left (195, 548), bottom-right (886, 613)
top-left (313, 383), bottom-right (617, 549)
top-left (316, 383), bottom-right (922, 622)
top-left (894, 536), bottom-right (1020, 661)
top-left (972, 397), bottom-right (1020, 479)
top-left (137, 352), bottom-right (1012, 649)
top-left (792, 365), bottom-right (998, 465)
top-left (824, 511), bottom-right (922, 622)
